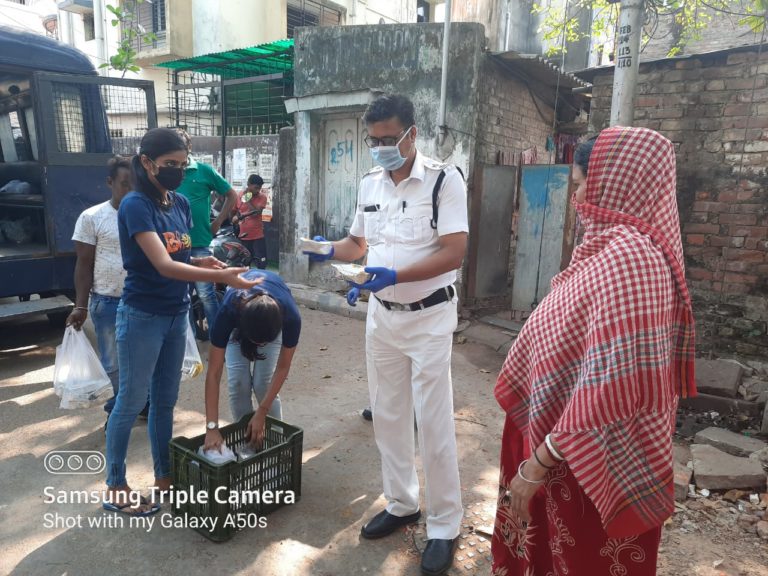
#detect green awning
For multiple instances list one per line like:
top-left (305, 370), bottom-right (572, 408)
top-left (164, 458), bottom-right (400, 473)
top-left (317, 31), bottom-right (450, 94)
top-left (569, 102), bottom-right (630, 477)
top-left (156, 39), bottom-right (294, 79)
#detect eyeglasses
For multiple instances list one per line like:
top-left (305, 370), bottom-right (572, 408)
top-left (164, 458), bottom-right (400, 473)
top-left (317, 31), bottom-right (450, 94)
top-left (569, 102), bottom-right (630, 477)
top-left (364, 126), bottom-right (413, 149)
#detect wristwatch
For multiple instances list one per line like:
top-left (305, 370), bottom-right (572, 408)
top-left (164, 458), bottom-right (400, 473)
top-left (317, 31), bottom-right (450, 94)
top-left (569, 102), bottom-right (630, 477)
top-left (206, 421), bottom-right (218, 430)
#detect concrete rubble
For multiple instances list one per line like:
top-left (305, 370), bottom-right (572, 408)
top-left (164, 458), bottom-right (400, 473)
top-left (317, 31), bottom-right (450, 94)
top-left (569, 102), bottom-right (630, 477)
top-left (693, 427), bottom-right (768, 457)
top-left (690, 444), bottom-right (767, 491)
top-left (694, 358), bottom-right (743, 398)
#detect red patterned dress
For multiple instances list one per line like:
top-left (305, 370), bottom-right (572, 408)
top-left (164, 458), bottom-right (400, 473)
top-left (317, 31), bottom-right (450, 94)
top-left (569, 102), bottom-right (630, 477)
top-left (492, 126), bottom-right (696, 575)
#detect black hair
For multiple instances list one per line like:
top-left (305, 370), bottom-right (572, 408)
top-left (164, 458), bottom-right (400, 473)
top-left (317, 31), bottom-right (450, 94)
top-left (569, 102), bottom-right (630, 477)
top-left (363, 94), bottom-right (415, 128)
top-left (247, 174), bottom-right (264, 187)
top-left (131, 127), bottom-right (187, 209)
top-left (107, 156), bottom-right (131, 180)
top-left (574, 136), bottom-right (598, 176)
top-left (234, 292), bottom-right (283, 361)
top-left (175, 127), bottom-right (192, 151)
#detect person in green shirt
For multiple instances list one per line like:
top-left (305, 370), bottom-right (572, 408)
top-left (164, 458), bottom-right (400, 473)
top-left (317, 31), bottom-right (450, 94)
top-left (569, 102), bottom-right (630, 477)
top-left (175, 130), bottom-right (238, 338)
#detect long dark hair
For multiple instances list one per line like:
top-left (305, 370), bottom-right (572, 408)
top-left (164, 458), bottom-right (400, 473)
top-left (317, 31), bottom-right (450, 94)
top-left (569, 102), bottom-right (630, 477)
top-left (234, 292), bottom-right (283, 361)
top-left (131, 127), bottom-right (187, 209)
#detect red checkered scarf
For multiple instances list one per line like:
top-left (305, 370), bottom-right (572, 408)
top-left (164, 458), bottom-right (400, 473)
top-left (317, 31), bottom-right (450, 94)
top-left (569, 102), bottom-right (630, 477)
top-left (495, 126), bottom-right (696, 537)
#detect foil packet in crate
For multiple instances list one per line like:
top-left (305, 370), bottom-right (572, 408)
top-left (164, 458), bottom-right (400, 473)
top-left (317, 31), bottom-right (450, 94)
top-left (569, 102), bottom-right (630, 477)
top-left (331, 263), bottom-right (370, 285)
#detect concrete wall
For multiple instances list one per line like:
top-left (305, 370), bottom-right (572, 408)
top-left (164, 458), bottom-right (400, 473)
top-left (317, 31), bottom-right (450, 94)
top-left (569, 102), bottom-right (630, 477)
top-left (191, 0), bottom-right (287, 54)
top-left (285, 23), bottom-right (486, 287)
top-left (450, 0), bottom-right (542, 54)
top-left (588, 48), bottom-right (768, 358)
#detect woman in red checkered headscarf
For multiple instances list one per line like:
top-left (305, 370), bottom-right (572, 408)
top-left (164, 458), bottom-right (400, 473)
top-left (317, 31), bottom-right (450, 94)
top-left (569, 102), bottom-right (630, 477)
top-left (491, 126), bottom-right (696, 575)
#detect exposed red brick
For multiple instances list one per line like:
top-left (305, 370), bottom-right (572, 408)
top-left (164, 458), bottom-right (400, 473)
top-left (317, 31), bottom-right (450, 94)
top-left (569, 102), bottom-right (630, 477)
top-left (635, 96), bottom-right (665, 108)
top-left (725, 261), bottom-right (752, 273)
top-left (724, 272), bottom-right (758, 284)
top-left (718, 213), bottom-right (758, 226)
top-left (688, 267), bottom-right (714, 280)
top-left (684, 223), bottom-right (720, 234)
top-left (729, 226), bottom-right (768, 237)
top-left (692, 201), bottom-right (729, 213)
top-left (717, 190), bottom-right (740, 202)
top-left (723, 103), bottom-right (753, 116)
top-left (728, 249), bottom-right (766, 262)
top-left (723, 283), bottom-right (751, 295)
top-left (686, 234), bottom-right (706, 246)
top-left (731, 204), bottom-right (767, 214)
top-left (710, 236), bottom-right (745, 248)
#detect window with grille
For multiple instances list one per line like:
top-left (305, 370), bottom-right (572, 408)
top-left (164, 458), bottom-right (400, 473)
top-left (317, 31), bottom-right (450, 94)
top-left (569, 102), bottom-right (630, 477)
top-left (122, 0), bottom-right (167, 52)
top-left (287, 0), bottom-right (342, 38)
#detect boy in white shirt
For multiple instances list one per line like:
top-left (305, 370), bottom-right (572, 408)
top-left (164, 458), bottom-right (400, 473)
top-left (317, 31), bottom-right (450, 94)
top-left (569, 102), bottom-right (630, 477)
top-left (66, 157), bottom-right (147, 423)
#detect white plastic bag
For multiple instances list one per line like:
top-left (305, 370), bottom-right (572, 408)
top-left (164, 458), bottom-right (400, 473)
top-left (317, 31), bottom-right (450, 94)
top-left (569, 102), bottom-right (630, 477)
top-left (181, 322), bottom-right (203, 380)
top-left (53, 326), bottom-right (112, 409)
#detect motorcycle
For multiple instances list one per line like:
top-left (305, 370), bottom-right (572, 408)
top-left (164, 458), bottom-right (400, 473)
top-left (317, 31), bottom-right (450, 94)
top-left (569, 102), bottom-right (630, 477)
top-left (190, 224), bottom-right (252, 340)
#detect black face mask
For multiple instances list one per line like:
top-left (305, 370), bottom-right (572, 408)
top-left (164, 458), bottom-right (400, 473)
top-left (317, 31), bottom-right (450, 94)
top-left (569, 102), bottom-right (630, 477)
top-left (154, 166), bottom-right (184, 190)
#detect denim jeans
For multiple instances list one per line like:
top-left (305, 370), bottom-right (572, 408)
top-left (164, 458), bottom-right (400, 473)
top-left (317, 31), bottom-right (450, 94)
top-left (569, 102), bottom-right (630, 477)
top-left (225, 335), bottom-right (282, 422)
top-left (106, 302), bottom-right (187, 487)
top-left (89, 293), bottom-right (120, 413)
top-left (189, 246), bottom-right (220, 336)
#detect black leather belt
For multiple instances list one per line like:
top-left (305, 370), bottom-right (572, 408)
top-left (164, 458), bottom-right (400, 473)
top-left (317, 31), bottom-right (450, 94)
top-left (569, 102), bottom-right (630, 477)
top-left (376, 286), bottom-right (455, 312)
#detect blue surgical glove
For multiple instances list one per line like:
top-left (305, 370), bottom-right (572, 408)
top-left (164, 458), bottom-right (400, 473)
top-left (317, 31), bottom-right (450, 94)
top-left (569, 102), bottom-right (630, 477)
top-left (353, 266), bottom-right (397, 293)
top-left (346, 286), bottom-right (360, 307)
top-left (303, 235), bottom-right (334, 262)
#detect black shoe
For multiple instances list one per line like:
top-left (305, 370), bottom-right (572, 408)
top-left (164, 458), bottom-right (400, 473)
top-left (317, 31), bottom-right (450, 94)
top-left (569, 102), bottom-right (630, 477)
top-left (421, 537), bottom-right (459, 576)
top-left (360, 509), bottom-right (420, 539)
top-left (362, 408), bottom-right (373, 421)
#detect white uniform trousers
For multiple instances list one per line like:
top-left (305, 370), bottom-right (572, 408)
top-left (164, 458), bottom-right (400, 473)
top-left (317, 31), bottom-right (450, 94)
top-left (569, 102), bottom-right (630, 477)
top-left (365, 295), bottom-right (463, 540)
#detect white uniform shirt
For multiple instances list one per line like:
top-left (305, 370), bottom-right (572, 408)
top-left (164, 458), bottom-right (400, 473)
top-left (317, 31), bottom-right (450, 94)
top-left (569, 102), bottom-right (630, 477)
top-left (349, 151), bottom-right (468, 303)
top-left (71, 200), bottom-right (126, 298)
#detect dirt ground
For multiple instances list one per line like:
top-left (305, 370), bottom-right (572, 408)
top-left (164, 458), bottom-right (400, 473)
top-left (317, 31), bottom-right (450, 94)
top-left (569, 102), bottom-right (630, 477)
top-left (0, 306), bottom-right (766, 576)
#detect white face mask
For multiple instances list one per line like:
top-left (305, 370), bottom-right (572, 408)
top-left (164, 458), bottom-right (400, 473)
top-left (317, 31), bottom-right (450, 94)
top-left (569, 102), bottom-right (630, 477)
top-left (370, 127), bottom-right (413, 170)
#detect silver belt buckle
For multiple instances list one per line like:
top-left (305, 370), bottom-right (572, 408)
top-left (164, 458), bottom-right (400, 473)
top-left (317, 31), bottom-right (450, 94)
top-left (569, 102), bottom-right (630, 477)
top-left (390, 301), bottom-right (409, 312)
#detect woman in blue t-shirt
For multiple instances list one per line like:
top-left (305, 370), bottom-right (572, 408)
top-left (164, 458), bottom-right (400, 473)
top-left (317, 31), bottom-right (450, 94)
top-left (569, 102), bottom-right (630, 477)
top-left (104, 128), bottom-right (259, 517)
top-left (202, 269), bottom-right (301, 452)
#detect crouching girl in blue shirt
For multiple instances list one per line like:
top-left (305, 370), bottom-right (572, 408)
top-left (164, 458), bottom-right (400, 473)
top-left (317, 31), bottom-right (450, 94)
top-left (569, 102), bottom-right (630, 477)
top-left (202, 269), bottom-right (301, 451)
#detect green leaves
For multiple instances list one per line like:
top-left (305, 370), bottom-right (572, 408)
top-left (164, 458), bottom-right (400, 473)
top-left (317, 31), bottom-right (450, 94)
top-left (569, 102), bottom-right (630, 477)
top-left (104, 1), bottom-right (156, 77)
top-left (534, 0), bottom-right (767, 59)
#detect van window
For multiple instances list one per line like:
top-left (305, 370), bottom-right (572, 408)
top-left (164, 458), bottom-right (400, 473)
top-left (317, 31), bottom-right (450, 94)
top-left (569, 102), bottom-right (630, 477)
top-left (52, 83), bottom-right (86, 153)
top-left (0, 110), bottom-right (36, 162)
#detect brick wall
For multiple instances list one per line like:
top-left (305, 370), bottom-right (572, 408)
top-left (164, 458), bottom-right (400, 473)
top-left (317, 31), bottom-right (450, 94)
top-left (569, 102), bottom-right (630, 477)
top-left (589, 48), bottom-right (768, 358)
top-left (472, 57), bottom-right (554, 307)
top-left (476, 57), bottom-right (554, 166)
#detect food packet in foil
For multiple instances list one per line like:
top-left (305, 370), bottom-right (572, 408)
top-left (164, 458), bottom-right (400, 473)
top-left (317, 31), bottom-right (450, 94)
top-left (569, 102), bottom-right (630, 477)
top-left (298, 237), bottom-right (333, 255)
top-left (331, 263), bottom-right (370, 285)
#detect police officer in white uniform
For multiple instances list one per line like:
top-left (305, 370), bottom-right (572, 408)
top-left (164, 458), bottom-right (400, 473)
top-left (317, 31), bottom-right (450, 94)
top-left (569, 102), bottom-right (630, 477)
top-left (306, 94), bottom-right (467, 576)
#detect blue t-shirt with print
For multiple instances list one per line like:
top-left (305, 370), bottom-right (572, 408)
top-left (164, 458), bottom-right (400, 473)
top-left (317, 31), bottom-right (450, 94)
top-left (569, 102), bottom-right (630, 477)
top-left (210, 270), bottom-right (301, 349)
top-left (118, 191), bottom-right (192, 315)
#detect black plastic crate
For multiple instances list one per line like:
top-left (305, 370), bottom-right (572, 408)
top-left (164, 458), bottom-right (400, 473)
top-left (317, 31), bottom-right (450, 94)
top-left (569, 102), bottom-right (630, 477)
top-left (169, 414), bottom-right (303, 542)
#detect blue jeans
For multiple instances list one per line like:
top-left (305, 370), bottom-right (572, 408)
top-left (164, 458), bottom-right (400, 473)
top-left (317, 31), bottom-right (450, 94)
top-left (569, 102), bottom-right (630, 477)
top-left (106, 303), bottom-right (187, 487)
top-left (189, 247), bottom-right (220, 336)
top-left (89, 293), bottom-right (120, 413)
top-left (225, 335), bottom-right (282, 421)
